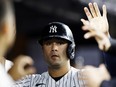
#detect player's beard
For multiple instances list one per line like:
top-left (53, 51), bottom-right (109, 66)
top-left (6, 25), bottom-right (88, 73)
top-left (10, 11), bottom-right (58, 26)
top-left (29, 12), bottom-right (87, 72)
top-left (47, 56), bottom-right (69, 70)
top-left (47, 57), bottom-right (62, 69)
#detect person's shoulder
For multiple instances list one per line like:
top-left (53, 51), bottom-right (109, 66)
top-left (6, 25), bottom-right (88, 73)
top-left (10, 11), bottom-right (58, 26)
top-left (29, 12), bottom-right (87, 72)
top-left (41, 71), bottom-right (48, 75)
top-left (17, 74), bottom-right (41, 81)
top-left (41, 71), bottom-right (49, 78)
top-left (23, 71), bottom-right (48, 80)
top-left (15, 74), bottom-right (41, 85)
top-left (13, 74), bottom-right (41, 86)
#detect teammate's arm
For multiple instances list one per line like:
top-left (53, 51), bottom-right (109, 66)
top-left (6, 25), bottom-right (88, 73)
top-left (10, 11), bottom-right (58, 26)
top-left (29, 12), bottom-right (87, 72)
top-left (81, 2), bottom-right (111, 51)
top-left (81, 2), bottom-right (116, 87)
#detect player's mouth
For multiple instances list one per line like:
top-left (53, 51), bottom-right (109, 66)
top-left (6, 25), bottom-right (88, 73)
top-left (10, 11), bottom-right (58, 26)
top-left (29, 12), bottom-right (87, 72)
top-left (51, 55), bottom-right (59, 59)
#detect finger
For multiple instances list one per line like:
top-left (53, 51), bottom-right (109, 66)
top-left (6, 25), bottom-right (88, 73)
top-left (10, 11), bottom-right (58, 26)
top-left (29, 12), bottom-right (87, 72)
top-left (25, 66), bottom-right (36, 75)
top-left (81, 19), bottom-right (89, 25)
top-left (81, 19), bottom-right (90, 30)
top-left (82, 26), bottom-right (90, 31)
top-left (84, 32), bottom-right (99, 39)
top-left (20, 56), bottom-right (36, 74)
top-left (84, 7), bottom-right (93, 20)
top-left (93, 2), bottom-right (101, 17)
top-left (14, 55), bottom-right (34, 65)
top-left (84, 32), bottom-right (94, 39)
top-left (89, 3), bottom-right (97, 17)
top-left (19, 56), bottom-right (34, 67)
top-left (81, 19), bottom-right (90, 31)
top-left (15, 55), bottom-right (35, 71)
top-left (102, 5), bottom-right (107, 17)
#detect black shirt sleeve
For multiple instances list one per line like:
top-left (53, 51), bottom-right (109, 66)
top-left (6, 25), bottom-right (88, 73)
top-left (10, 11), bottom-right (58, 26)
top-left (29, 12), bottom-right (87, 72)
top-left (100, 38), bottom-right (116, 87)
top-left (100, 79), bottom-right (116, 87)
top-left (106, 38), bottom-right (116, 55)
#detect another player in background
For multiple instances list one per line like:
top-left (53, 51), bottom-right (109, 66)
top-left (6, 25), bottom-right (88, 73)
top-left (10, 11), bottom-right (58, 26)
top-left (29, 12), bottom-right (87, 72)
top-left (0, 0), bottom-right (36, 83)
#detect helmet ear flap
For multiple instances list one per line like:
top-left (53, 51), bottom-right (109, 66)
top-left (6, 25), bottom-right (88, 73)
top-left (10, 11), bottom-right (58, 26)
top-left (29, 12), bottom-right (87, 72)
top-left (67, 43), bottom-right (75, 59)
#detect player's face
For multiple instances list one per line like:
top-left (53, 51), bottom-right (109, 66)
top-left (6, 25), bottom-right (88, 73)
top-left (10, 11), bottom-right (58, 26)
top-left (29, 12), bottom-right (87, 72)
top-left (42, 38), bottom-right (69, 68)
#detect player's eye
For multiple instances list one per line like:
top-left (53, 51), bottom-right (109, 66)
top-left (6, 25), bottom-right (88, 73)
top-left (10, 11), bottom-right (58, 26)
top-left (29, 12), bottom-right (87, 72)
top-left (44, 41), bottom-right (52, 45)
top-left (57, 41), bottom-right (63, 45)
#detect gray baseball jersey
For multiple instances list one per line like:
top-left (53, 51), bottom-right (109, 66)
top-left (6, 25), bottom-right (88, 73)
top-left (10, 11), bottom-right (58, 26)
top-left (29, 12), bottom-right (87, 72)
top-left (13, 67), bottom-right (85, 87)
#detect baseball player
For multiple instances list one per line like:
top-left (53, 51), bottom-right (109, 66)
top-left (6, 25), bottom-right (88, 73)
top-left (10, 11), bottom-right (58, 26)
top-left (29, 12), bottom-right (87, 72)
top-left (12, 22), bottom-right (85, 87)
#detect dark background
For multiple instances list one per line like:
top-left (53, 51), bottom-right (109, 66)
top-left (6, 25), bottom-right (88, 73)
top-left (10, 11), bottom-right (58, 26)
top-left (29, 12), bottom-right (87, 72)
top-left (6, 0), bottom-right (116, 73)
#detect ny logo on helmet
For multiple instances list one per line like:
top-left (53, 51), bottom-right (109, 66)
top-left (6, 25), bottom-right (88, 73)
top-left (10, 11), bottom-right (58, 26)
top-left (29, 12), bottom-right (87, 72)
top-left (49, 25), bottom-right (57, 33)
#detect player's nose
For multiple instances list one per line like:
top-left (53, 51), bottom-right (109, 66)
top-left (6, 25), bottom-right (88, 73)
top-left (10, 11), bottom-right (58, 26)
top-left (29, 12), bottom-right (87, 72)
top-left (51, 42), bottom-right (58, 51)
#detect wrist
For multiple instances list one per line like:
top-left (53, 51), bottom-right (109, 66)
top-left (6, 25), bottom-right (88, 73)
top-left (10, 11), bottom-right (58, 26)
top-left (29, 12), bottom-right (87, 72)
top-left (104, 38), bottom-right (111, 51)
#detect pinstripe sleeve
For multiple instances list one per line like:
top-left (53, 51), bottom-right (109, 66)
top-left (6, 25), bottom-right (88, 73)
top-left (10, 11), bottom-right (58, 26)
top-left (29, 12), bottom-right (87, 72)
top-left (12, 74), bottom-right (41, 87)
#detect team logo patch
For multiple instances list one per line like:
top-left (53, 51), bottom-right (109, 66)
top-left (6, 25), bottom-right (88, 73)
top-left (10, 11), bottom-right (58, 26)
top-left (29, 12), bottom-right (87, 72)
top-left (49, 25), bottom-right (57, 33)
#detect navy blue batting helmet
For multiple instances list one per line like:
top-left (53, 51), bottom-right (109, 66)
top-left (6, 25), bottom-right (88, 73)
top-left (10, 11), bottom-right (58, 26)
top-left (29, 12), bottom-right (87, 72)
top-left (39, 22), bottom-right (75, 59)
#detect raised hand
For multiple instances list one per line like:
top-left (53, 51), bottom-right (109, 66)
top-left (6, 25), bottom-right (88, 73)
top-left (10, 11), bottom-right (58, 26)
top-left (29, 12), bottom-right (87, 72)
top-left (81, 2), bottom-right (111, 51)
